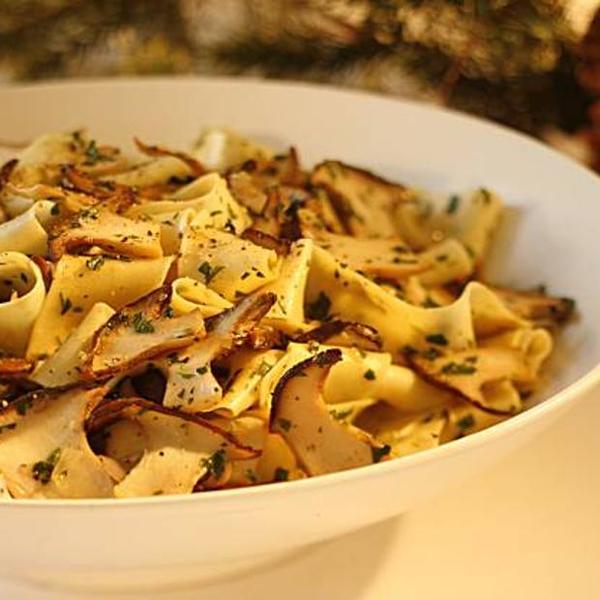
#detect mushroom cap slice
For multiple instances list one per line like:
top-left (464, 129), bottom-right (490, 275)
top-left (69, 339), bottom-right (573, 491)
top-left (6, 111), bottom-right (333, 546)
top-left (310, 160), bottom-right (413, 238)
top-left (270, 349), bottom-right (388, 476)
top-left (0, 386), bottom-right (116, 498)
top-left (409, 347), bottom-right (533, 415)
top-left (134, 138), bottom-right (205, 177)
top-left (49, 207), bottom-right (162, 260)
top-left (490, 286), bottom-right (576, 328)
top-left (86, 286), bottom-right (206, 379)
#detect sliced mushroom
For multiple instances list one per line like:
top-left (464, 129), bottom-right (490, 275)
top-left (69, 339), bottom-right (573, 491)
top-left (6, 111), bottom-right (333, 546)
top-left (294, 320), bottom-right (382, 352)
top-left (134, 138), bottom-right (205, 177)
top-left (409, 346), bottom-right (533, 415)
top-left (310, 160), bottom-right (413, 238)
top-left (86, 397), bottom-right (259, 497)
top-left (49, 207), bottom-right (162, 260)
top-left (490, 286), bottom-right (576, 327)
top-left (162, 293), bottom-right (276, 413)
top-left (0, 386), bottom-right (117, 498)
top-left (270, 349), bottom-right (389, 476)
top-left (227, 171), bottom-right (269, 215)
top-left (241, 228), bottom-right (291, 256)
top-left (85, 286), bottom-right (206, 379)
top-left (60, 165), bottom-right (138, 213)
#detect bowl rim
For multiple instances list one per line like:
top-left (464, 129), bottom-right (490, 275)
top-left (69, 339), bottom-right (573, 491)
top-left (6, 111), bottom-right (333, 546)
top-left (1, 74), bottom-right (599, 509)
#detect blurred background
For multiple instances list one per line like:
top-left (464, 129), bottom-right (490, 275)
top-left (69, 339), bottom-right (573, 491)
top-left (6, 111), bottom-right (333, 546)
top-left (2, 0), bottom-right (600, 168)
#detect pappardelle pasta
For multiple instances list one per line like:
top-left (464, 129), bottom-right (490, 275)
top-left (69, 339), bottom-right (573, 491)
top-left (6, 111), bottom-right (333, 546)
top-left (0, 128), bottom-right (574, 499)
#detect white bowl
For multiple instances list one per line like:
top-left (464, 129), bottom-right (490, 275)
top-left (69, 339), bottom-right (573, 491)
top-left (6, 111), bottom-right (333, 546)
top-left (0, 77), bottom-right (599, 593)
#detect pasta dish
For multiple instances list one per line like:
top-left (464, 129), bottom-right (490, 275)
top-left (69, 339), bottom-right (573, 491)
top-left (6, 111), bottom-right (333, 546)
top-left (0, 128), bottom-right (574, 499)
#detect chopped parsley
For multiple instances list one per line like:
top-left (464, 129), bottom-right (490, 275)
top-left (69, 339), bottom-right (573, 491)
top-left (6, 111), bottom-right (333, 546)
top-left (245, 469), bottom-right (258, 483)
top-left (277, 418), bottom-right (292, 432)
top-left (425, 333), bottom-right (448, 346)
top-left (59, 293), bottom-right (72, 315)
top-left (83, 139), bottom-right (110, 165)
top-left (50, 204), bottom-right (60, 216)
top-left (441, 362), bottom-right (477, 376)
top-left (196, 365), bottom-right (209, 375)
top-left (456, 414), bottom-right (475, 430)
top-left (422, 347), bottom-right (442, 361)
top-left (306, 292), bottom-right (331, 321)
top-left (197, 261), bottom-right (225, 285)
top-left (446, 194), bottom-right (460, 214)
top-left (274, 467), bottom-right (289, 482)
top-left (131, 312), bottom-right (155, 334)
top-left (202, 449), bottom-right (226, 480)
top-left (85, 256), bottom-right (105, 271)
top-left (480, 188), bottom-right (492, 204)
top-left (363, 369), bottom-right (376, 381)
top-left (371, 444), bottom-right (391, 464)
top-left (14, 397), bottom-right (32, 416)
top-left (32, 448), bottom-right (61, 484)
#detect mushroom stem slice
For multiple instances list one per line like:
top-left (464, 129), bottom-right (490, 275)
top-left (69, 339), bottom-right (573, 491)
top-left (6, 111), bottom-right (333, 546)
top-left (270, 349), bottom-right (389, 476)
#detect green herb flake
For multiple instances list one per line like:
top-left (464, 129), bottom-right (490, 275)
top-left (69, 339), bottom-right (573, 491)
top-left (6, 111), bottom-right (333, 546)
top-left (31, 448), bottom-right (61, 485)
top-left (245, 469), bottom-right (258, 483)
top-left (425, 333), bottom-right (448, 346)
top-left (480, 188), bottom-right (492, 204)
top-left (363, 369), bottom-right (376, 381)
top-left (277, 418), bottom-right (292, 432)
top-left (306, 292), bottom-right (331, 322)
top-left (371, 444), bottom-right (391, 464)
top-left (83, 139), bottom-right (111, 165)
top-left (422, 347), bottom-right (441, 361)
top-left (131, 312), bottom-right (155, 334)
top-left (14, 397), bottom-right (32, 416)
top-left (274, 467), bottom-right (289, 482)
top-left (59, 293), bottom-right (72, 316)
top-left (202, 449), bottom-right (226, 480)
top-left (446, 194), bottom-right (460, 215)
top-left (441, 362), bottom-right (477, 376)
top-left (197, 261), bottom-right (225, 285)
top-left (456, 414), bottom-right (475, 430)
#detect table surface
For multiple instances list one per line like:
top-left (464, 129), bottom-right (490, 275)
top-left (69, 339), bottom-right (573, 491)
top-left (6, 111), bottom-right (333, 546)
top-left (1, 390), bottom-right (598, 600)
